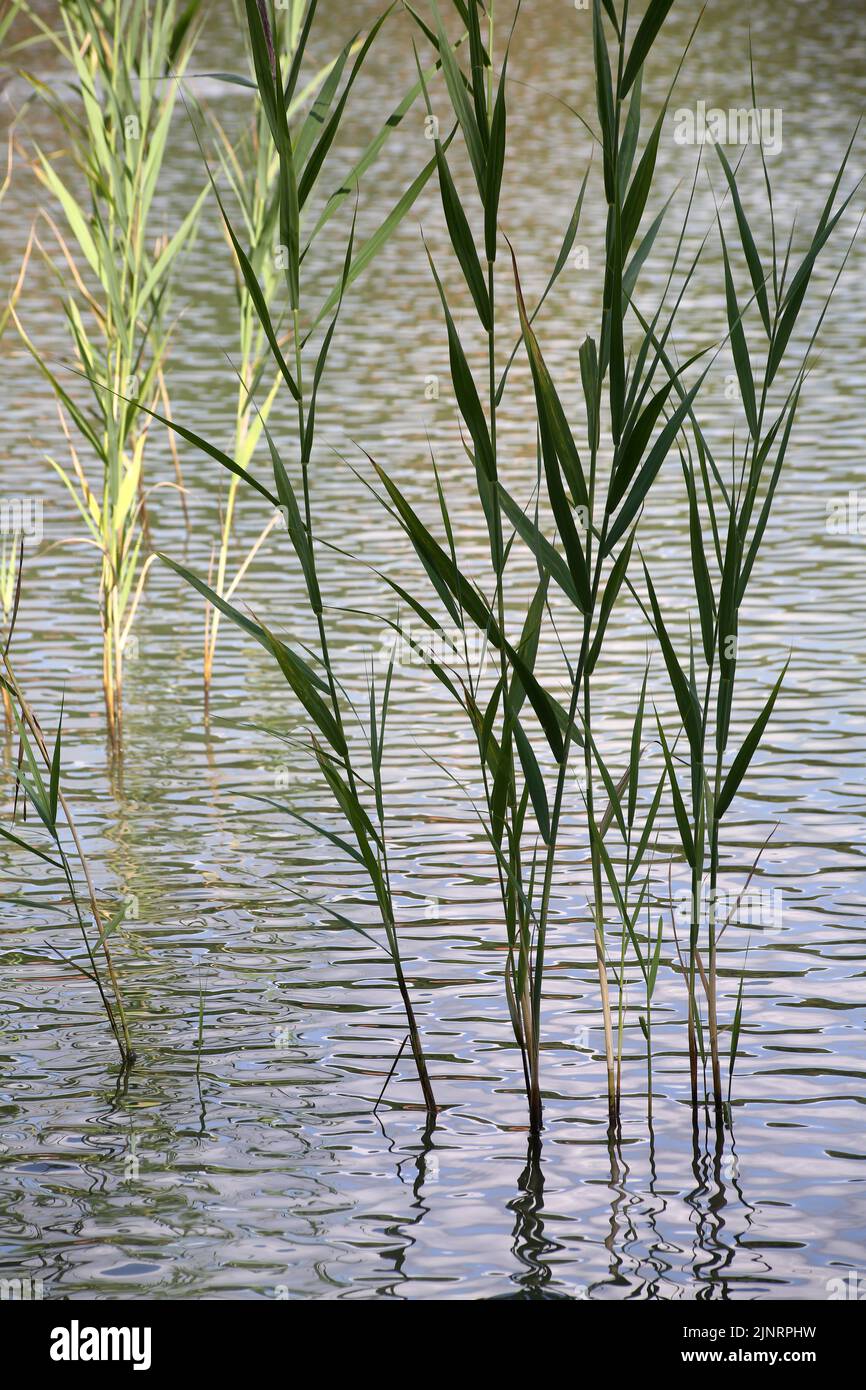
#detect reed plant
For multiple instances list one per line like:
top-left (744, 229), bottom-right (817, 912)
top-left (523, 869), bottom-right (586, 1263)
top-left (360, 0), bottom-right (716, 1130)
top-left (647, 99), bottom-right (862, 1116)
top-left (12, 0), bottom-right (205, 743)
top-left (377, 0), bottom-right (860, 1131)
top-left (1, 589), bottom-right (134, 1064)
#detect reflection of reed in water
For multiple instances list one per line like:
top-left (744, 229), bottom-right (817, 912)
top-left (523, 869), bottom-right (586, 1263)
top-left (492, 1137), bottom-right (571, 1299)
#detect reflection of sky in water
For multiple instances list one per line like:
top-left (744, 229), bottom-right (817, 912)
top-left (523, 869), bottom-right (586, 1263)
top-left (0, 0), bottom-right (864, 1298)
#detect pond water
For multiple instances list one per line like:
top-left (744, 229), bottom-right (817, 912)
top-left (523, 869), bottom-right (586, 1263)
top-left (1, 0), bottom-right (865, 1300)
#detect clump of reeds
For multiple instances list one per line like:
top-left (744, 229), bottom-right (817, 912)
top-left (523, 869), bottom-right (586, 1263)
top-left (357, 0), bottom-right (712, 1130)
top-left (12, 0), bottom-right (205, 744)
top-left (140, 0), bottom-right (860, 1136)
top-left (647, 82), bottom-right (862, 1117)
top-left (0, 568), bottom-right (134, 1064)
top-left (353, 0), bottom-right (861, 1134)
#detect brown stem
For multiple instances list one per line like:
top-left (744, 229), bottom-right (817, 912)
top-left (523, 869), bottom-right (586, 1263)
top-left (392, 954), bottom-right (436, 1121)
top-left (594, 927), bottom-right (617, 1123)
top-left (584, 671), bottom-right (618, 1121)
top-left (708, 826), bottom-right (723, 1113)
top-left (688, 1007), bottom-right (698, 1109)
top-left (528, 1071), bottom-right (543, 1136)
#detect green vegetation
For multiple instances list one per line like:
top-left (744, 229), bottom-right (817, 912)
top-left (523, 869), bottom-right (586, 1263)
top-left (13, 0), bottom-right (205, 742)
top-left (1, 617), bottom-right (134, 1064)
top-left (1, 0), bottom-right (860, 1136)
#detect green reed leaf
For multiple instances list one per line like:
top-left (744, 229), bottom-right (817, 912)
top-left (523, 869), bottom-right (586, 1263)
top-left (644, 565), bottom-right (702, 758)
top-left (716, 662), bottom-right (788, 820)
top-left (297, 10), bottom-right (390, 209)
top-left (485, 49), bottom-right (508, 262)
top-left (714, 144), bottom-right (772, 338)
top-left (592, 0), bottom-right (616, 203)
top-left (369, 460), bottom-right (565, 761)
top-left (720, 225), bottom-right (758, 439)
top-left (509, 243), bottom-right (591, 608)
top-left (621, 107), bottom-right (664, 254)
top-left (656, 714), bottom-right (695, 867)
top-left (498, 484), bottom-right (584, 611)
top-left (436, 146), bottom-right (491, 329)
top-left (620, 0), bottom-right (676, 100)
top-left (431, 0), bottom-right (486, 192)
top-left (606, 368), bottom-right (709, 552)
top-left (587, 530), bottom-right (634, 674)
top-left (683, 460), bottom-right (715, 665)
top-left (628, 664), bottom-right (649, 832)
top-left (514, 721), bottom-right (550, 844)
